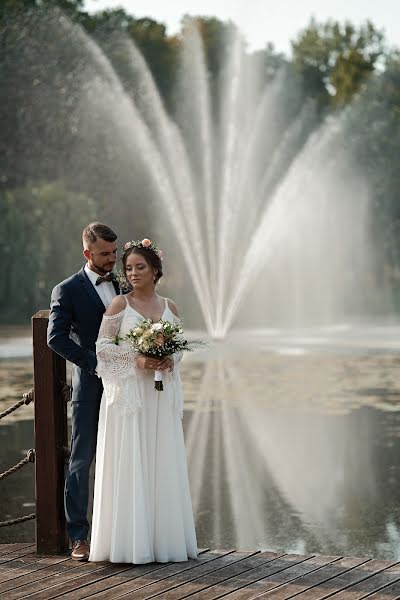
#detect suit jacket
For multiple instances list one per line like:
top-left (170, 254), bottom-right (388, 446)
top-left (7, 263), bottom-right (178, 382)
top-left (47, 267), bottom-right (120, 403)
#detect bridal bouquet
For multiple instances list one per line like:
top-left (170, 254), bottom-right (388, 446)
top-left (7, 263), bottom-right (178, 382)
top-left (123, 319), bottom-right (202, 391)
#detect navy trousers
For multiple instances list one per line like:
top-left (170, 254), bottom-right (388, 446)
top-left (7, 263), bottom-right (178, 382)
top-left (65, 376), bottom-right (103, 542)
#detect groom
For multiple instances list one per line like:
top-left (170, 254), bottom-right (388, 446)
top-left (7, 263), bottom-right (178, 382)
top-left (47, 222), bottom-right (119, 561)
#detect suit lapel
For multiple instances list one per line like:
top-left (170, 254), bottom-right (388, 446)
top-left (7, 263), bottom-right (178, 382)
top-left (78, 267), bottom-right (106, 313)
top-left (112, 279), bottom-right (121, 296)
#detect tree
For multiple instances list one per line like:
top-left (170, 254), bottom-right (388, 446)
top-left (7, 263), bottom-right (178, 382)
top-left (0, 0), bottom-right (83, 20)
top-left (181, 15), bottom-right (239, 83)
top-left (127, 17), bottom-right (179, 105)
top-left (342, 52), bottom-right (400, 296)
top-left (253, 42), bottom-right (288, 82)
top-left (0, 182), bottom-right (97, 321)
top-left (291, 19), bottom-right (385, 110)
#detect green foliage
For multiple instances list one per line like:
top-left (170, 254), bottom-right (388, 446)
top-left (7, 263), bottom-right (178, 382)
top-left (128, 18), bottom-right (179, 104)
top-left (344, 54), bottom-right (400, 271)
top-left (0, 0), bottom-right (83, 19)
top-left (0, 0), bottom-right (35, 17)
top-left (292, 19), bottom-right (385, 109)
top-left (181, 15), bottom-right (239, 82)
top-left (77, 10), bottom-right (179, 109)
top-left (0, 182), bottom-right (97, 321)
top-left (253, 42), bottom-right (288, 82)
top-left (78, 8), bottom-right (135, 33)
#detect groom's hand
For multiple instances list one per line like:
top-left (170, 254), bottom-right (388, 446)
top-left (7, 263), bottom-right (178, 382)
top-left (157, 357), bottom-right (173, 372)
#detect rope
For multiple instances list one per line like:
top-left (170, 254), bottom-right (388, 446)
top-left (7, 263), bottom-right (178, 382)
top-left (0, 388), bottom-right (34, 420)
top-left (0, 380), bottom-right (69, 529)
top-left (0, 382), bottom-right (69, 421)
top-left (0, 449), bottom-right (35, 481)
top-left (0, 513), bottom-right (36, 527)
top-left (0, 380), bottom-right (69, 527)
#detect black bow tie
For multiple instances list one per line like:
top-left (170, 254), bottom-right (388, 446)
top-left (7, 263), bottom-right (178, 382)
top-left (95, 273), bottom-right (115, 286)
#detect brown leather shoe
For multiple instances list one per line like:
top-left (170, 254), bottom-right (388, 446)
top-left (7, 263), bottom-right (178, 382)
top-left (71, 539), bottom-right (90, 561)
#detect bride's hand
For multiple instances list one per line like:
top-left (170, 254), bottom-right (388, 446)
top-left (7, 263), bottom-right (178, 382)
top-left (136, 356), bottom-right (166, 370)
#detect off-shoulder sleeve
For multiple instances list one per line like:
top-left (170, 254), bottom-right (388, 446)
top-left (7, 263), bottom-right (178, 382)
top-left (96, 311), bottom-right (141, 415)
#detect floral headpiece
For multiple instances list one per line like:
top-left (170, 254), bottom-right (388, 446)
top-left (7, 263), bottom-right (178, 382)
top-left (123, 238), bottom-right (163, 260)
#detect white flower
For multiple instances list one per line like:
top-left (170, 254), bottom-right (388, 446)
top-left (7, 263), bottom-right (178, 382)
top-left (152, 323), bottom-right (163, 332)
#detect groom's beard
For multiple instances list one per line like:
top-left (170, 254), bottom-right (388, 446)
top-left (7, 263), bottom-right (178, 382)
top-left (88, 260), bottom-right (116, 276)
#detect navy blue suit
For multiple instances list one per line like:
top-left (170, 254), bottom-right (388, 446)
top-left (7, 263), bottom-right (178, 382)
top-left (47, 267), bottom-right (119, 542)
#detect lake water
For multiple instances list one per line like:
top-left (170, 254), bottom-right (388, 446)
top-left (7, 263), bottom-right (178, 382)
top-left (1, 324), bottom-right (400, 559)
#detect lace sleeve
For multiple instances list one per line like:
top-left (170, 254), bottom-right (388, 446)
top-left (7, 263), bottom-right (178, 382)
top-left (96, 311), bottom-right (141, 415)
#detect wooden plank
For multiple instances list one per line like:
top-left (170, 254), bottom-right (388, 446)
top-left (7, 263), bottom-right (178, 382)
top-left (113, 552), bottom-right (291, 600)
top-left (33, 310), bottom-right (68, 555)
top-left (0, 555), bottom-right (71, 591)
top-left (0, 544), bottom-right (35, 556)
top-left (218, 556), bottom-right (358, 600)
top-left (266, 560), bottom-right (396, 600)
top-left (19, 562), bottom-right (145, 600)
top-left (252, 558), bottom-right (390, 600)
top-left (4, 560), bottom-right (120, 600)
top-left (157, 554), bottom-right (327, 600)
top-left (360, 576), bottom-right (400, 600)
top-left (195, 554), bottom-right (326, 600)
top-left (0, 547), bottom-right (398, 600)
top-left (0, 546), bottom-right (36, 565)
top-left (319, 562), bottom-right (400, 600)
top-left (78, 550), bottom-right (249, 600)
top-left (60, 550), bottom-right (241, 600)
top-left (0, 550), bottom-right (204, 589)
top-left (0, 553), bottom-right (46, 581)
top-left (155, 553), bottom-right (318, 600)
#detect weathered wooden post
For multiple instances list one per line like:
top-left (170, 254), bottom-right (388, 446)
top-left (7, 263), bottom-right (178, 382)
top-left (32, 310), bottom-right (68, 554)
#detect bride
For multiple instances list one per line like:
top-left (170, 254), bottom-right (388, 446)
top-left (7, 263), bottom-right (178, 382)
top-left (89, 238), bottom-right (198, 563)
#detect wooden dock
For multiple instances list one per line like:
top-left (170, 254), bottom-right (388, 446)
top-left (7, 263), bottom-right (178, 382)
top-left (1, 544), bottom-right (400, 600)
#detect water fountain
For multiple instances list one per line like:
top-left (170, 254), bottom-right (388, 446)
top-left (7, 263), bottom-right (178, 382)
top-left (4, 8), bottom-right (380, 337)
top-left (102, 21), bottom-right (375, 337)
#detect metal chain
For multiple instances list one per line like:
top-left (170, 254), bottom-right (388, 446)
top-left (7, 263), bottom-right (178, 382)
top-left (0, 513), bottom-right (36, 527)
top-left (0, 449), bottom-right (35, 481)
top-left (0, 388), bottom-right (34, 420)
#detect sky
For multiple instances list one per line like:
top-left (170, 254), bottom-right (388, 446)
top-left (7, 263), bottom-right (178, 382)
top-left (84, 0), bottom-right (400, 55)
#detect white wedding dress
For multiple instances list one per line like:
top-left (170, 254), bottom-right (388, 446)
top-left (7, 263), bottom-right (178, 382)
top-left (89, 297), bottom-right (198, 563)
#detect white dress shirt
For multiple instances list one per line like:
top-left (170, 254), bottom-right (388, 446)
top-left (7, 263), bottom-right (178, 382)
top-left (84, 265), bottom-right (117, 309)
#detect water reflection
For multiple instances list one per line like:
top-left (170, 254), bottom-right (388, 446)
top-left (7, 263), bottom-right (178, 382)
top-left (182, 343), bottom-right (400, 558)
top-left (2, 331), bottom-right (400, 557)
top-left (0, 419), bottom-right (35, 543)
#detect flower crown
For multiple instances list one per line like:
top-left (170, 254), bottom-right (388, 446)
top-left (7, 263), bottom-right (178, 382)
top-left (123, 238), bottom-right (163, 260)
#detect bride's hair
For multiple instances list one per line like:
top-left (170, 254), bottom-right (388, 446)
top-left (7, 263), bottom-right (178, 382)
top-left (122, 247), bottom-right (163, 284)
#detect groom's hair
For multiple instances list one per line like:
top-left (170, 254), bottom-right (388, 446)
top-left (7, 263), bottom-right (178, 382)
top-left (82, 222), bottom-right (117, 248)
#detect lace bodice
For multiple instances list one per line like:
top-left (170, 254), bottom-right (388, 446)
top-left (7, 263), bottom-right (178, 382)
top-left (95, 297), bottom-right (184, 416)
top-left (119, 298), bottom-right (175, 335)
